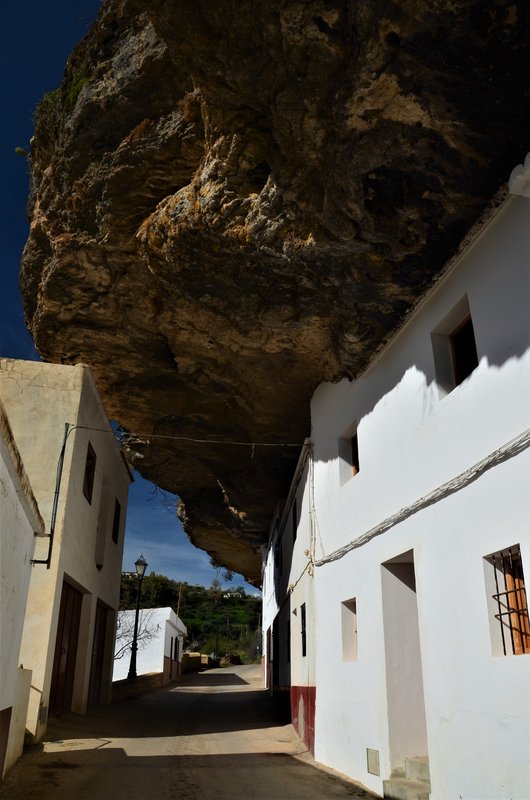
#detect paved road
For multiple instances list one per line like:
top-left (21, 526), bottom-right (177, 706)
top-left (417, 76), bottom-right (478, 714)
top-left (1, 665), bottom-right (376, 799)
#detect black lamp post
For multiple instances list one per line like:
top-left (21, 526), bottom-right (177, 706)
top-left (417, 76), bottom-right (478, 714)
top-left (127, 554), bottom-right (148, 679)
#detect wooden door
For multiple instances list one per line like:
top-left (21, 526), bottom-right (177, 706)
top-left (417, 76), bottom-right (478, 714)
top-left (88, 602), bottom-right (108, 706)
top-left (49, 581), bottom-right (82, 717)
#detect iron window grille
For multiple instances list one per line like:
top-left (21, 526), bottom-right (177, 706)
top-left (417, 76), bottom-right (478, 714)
top-left (487, 544), bottom-right (529, 656)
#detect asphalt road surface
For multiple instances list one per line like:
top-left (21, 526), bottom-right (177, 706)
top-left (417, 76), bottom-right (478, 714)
top-left (1, 665), bottom-right (377, 800)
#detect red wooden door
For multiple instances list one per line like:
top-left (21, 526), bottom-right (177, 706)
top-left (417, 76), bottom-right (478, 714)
top-left (49, 581), bottom-right (82, 717)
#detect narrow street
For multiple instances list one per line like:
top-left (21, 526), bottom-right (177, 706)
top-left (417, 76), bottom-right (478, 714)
top-left (1, 665), bottom-right (376, 800)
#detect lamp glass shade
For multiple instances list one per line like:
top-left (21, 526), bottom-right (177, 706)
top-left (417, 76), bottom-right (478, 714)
top-left (135, 554), bottom-right (148, 577)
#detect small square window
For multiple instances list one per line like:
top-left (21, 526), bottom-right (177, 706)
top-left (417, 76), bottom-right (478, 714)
top-left (112, 499), bottom-right (121, 544)
top-left (339, 425), bottom-right (360, 485)
top-left (450, 315), bottom-right (479, 387)
top-left (484, 544), bottom-right (529, 656)
top-left (274, 521), bottom-right (283, 575)
top-left (300, 603), bottom-right (307, 657)
top-left (431, 295), bottom-right (479, 395)
top-left (350, 434), bottom-right (360, 476)
top-left (341, 598), bottom-right (358, 661)
top-left (83, 442), bottom-right (96, 503)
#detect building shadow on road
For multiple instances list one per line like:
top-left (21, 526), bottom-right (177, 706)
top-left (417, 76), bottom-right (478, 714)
top-left (1, 747), bottom-right (379, 800)
top-left (180, 671), bottom-right (250, 686)
top-left (41, 685), bottom-right (292, 741)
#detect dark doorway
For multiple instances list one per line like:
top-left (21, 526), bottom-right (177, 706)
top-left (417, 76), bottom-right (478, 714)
top-left (88, 601), bottom-right (108, 706)
top-left (49, 581), bottom-right (83, 717)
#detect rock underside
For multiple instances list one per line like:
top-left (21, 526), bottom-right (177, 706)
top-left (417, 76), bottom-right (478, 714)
top-left (21, 0), bottom-right (530, 584)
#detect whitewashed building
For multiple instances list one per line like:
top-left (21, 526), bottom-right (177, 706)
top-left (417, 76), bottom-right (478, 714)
top-left (0, 360), bottom-right (132, 743)
top-left (0, 399), bottom-right (44, 777)
top-left (113, 606), bottom-right (187, 684)
top-left (262, 156), bottom-right (530, 799)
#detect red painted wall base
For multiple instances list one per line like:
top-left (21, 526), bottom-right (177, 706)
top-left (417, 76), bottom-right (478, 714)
top-left (290, 685), bottom-right (316, 754)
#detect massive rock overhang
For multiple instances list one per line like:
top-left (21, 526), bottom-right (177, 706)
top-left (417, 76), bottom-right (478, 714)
top-left (21, 0), bottom-right (530, 584)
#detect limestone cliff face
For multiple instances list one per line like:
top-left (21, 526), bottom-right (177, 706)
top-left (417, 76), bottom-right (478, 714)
top-left (21, 0), bottom-right (530, 583)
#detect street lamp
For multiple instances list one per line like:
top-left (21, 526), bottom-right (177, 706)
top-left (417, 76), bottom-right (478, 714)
top-left (127, 554), bottom-right (148, 679)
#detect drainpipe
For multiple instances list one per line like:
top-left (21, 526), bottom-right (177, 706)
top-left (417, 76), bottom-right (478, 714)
top-left (31, 422), bottom-right (71, 569)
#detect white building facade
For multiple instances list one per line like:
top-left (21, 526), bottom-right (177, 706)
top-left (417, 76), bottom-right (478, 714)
top-left (263, 160), bottom-right (530, 799)
top-left (0, 360), bottom-right (132, 744)
top-left (113, 606), bottom-right (187, 684)
top-left (0, 399), bottom-right (44, 777)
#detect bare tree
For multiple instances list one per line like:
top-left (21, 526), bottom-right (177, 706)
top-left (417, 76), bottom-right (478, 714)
top-left (114, 609), bottom-right (160, 661)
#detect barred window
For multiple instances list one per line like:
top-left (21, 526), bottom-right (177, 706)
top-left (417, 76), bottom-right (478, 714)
top-left (484, 544), bottom-right (529, 656)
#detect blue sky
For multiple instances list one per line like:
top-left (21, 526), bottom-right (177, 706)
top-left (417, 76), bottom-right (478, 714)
top-left (0, 1), bottom-right (259, 594)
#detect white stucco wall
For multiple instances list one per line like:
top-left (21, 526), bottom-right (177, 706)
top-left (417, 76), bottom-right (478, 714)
top-left (112, 607), bottom-right (187, 681)
top-left (0, 400), bottom-right (43, 775)
top-left (262, 450), bottom-right (317, 691)
top-left (307, 192), bottom-right (530, 799)
top-left (0, 360), bottom-right (132, 740)
top-left (263, 190), bottom-right (530, 798)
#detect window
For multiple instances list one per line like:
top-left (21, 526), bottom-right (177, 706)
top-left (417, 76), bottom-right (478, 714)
top-left (341, 598), bottom-right (358, 661)
top-left (274, 537), bottom-right (283, 575)
top-left (339, 424), bottom-right (360, 485)
top-left (111, 499), bottom-right (121, 544)
top-left (350, 434), bottom-right (360, 476)
top-left (484, 544), bottom-right (529, 656)
top-left (450, 315), bottom-right (479, 387)
top-left (432, 295), bottom-right (479, 395)
top-left (83, 442), bottom-right (97, 503)
top-left (273, 520), bottom-right (283, 575)
top-left (300, 603), bottom-right (307, 657)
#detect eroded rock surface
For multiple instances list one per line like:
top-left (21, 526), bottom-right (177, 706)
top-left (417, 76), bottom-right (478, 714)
top-left (21, 0), bottom-right (530, 583)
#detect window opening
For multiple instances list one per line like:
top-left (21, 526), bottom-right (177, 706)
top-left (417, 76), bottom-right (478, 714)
top-left (450, 315), bottom-right (479, 386)
top-left (274, 536), bottom-right (283, 576)
top-left (301, 603), bottom-right (307, 657)
top-left (341, 598), bottom-right (358, 661)
top-left (351, 434), bottom-right (360, 476)
top-left (431, 295), bottom-right (479, 395)
top-left (339, 424), bottom-right (360, 485)
top-left (112, 499), bottom-right (121, 544)
top-left (485, 544), bottom-right (529, 656)
top-left (83, 442), bottom-right (97, 503)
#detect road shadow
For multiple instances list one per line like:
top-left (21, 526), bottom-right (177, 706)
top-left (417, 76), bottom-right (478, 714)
top-left (181, 671), bottom-right (249, 686)
top-left (44, 684), bottom-right (291, 741)
top-left (1, 748), bottom-right (379, 800)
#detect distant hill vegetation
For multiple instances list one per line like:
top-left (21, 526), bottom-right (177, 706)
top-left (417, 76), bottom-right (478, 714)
top-left (120, 572), bottom-right (262, 663)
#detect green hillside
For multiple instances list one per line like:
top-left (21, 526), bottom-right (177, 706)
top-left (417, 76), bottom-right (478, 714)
top-left (120, 572), bottom-right (262, 663)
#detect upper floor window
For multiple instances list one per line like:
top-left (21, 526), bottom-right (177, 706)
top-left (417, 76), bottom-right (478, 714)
top-left (350, 433), bottom-right (360, 476)
top-left (341, 597), bottom-right (358, 661)
top-left (112, 499), bottom-right (121, 544)
top-left (273, 520), bottom-right (283, 575)
top-left (339, 424), bottom-right (360, 485)
top-left (83, 442), bottom-right (97, 503)
top-left (450, 315), bottom-right (479, 386)
top-left (300, 603), bottom-right (307, 657)
top-left (431, 295), bottom-right (479, 395)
